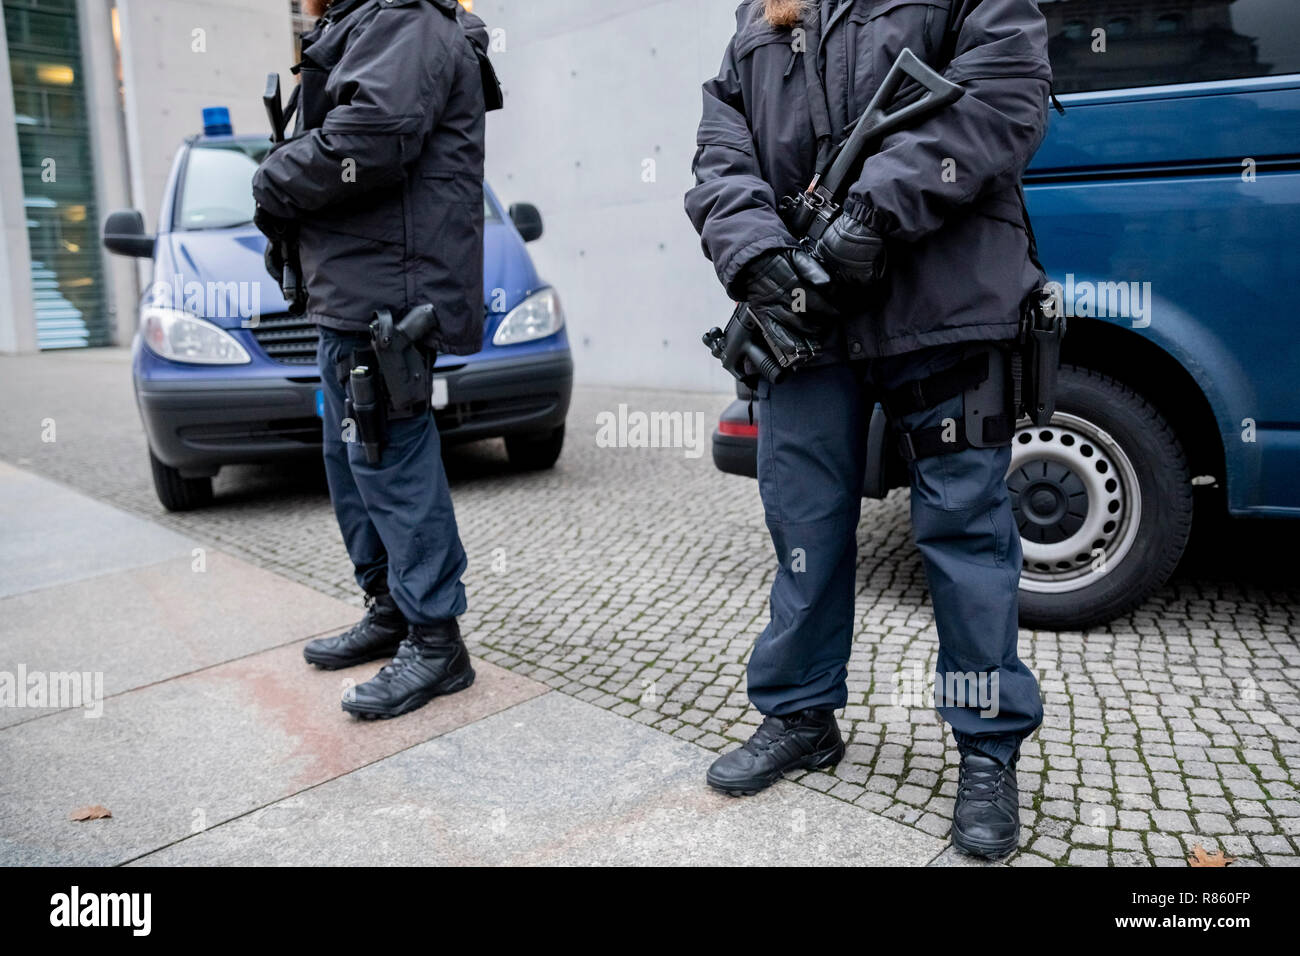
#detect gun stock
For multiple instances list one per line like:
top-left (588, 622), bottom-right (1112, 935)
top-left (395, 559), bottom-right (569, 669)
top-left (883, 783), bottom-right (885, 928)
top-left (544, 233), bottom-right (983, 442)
top-left (263, 72), bottom-right (285, 144)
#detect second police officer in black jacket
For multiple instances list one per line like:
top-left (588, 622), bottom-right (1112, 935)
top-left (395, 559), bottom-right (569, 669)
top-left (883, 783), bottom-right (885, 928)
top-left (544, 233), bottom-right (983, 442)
top-left (686, 0), bottom-right (1052, 856)
top-left (253, 0), bottom-right (499, 719)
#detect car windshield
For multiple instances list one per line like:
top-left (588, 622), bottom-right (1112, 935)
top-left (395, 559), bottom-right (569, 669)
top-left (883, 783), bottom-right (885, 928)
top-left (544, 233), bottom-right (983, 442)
top-left (176, 141), bottom-right (500, 231)
top-left (177, 143), bottom-right (268, 230)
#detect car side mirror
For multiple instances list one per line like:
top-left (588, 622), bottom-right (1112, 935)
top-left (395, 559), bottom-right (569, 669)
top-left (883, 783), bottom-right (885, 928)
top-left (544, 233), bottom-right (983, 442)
top-left (102, 209), bottom-right (155, 258)
top-left (508, 202), bottom-right (543, 243)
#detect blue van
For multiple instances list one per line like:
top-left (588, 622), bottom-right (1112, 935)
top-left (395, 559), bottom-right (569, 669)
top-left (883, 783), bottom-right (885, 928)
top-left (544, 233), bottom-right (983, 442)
top-left (712, 0), bottom-right (1300, 630)
top-left (102, 122), bottom-right (572, 512)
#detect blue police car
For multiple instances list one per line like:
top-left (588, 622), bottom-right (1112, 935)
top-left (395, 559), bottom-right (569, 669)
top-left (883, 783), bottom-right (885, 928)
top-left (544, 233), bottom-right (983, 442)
top-left (102, 109), bottom-right (572, 513)
top-left (711, 0), bottom-right (1300, 631)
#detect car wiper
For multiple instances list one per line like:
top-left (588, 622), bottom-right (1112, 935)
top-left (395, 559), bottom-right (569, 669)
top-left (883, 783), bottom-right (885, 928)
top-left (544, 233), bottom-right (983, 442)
top-left (182, 219), bottom-right (254, 232)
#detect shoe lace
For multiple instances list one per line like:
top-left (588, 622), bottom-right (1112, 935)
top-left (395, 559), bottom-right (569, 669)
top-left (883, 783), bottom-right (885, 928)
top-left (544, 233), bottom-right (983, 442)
top-left (335, 596), bottom-right (381, 642)
top-left (742, 715), bottom-right (789, 755)
top-left (371, 637), bottom-right (418, 683)
top-left (958, 757), bottom-right (1012, 804)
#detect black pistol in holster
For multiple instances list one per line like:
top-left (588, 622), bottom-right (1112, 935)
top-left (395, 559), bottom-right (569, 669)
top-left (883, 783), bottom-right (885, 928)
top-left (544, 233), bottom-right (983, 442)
top-left (262, 73), bottom-right (306, 315)
top-left (887, 205), bottom-right (1066, 467)
top-left (876, 279), bottom-right (1065, 467)
top-left (1013, 286), bottom-right (1066, 427)
top-left (703, 48), bottom-right (965, 389)
top-left (344, 305), bottom-right (440, 465)
top-left (1012, 183), bottom-right (1066, 427)
top-left (369, 304), bottom-right (439, 418)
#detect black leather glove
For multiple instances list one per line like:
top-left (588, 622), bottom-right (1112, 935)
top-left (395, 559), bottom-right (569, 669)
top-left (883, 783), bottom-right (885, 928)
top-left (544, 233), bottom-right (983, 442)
top-left (263, 239), bottom-right (285, 286)
top-left (253, 205), bottom-right (288, 242)
top-left (254, 205), bottom-right (307, 315)
top-left (815, 209), bottom-right (887, 288)
top-left (737, 248), bottom-right (841, 337)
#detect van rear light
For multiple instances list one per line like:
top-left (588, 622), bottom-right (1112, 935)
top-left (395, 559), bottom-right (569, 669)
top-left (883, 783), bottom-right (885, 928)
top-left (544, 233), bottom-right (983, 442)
top-left (718, 420), bottom-right (758, 439)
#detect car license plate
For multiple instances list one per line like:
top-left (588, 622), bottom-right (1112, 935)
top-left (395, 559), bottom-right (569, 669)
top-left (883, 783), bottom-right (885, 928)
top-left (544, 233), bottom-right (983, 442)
top-left (431, 376), bottom-right (449, 410)
top-left (315, 389), bottom-right (324, 418)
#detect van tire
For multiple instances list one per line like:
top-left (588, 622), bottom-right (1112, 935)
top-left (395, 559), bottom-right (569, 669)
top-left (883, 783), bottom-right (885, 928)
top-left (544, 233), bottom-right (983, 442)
top-left (1014, 365), bottom-right (1193, 631)
top-left (149, 450), bottom-right (214, 512)
top-left (506, 425), bottom-right (564, 471)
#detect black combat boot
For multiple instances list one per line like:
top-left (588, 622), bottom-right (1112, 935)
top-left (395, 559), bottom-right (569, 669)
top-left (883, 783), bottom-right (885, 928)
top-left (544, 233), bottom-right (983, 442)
top-left (303, 591), bottom-right (406, 669)
top-left (342, 618), bottom-right (475, 719)
top-left (951, 747), bottom-right (1022, 858)
top-left (706, 709), bottom-right (845, 796)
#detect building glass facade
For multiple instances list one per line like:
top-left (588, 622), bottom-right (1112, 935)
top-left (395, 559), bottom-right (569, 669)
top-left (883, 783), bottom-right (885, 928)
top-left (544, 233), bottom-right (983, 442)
top-left (4, 0), bottom-right (108, 348)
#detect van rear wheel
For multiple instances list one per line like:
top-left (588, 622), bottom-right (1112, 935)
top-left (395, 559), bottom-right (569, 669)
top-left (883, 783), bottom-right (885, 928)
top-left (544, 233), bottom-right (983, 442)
top-left (1012, 365), bottom-right (1192, 631)
top-left (148, 450), bottom-right (213, 512)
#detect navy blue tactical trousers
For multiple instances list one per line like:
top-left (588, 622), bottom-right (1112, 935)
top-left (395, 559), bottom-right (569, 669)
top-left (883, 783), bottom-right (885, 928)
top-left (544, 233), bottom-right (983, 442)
top-left (317, 327), bottom-right (467, 626)
top-left (750, 343), bottom-right (1042, 765)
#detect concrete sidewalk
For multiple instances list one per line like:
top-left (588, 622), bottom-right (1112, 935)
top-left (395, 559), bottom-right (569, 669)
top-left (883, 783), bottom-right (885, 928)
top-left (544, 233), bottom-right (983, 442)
top-left (0, 462), bottom-right (954, 866)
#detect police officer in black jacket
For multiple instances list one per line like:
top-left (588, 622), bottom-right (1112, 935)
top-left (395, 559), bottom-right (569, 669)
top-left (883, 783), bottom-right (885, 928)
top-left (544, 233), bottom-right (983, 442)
top-left (253, 0), bottom-right (498, 719)
top-left (686, 0), bottom-right (1051, 856)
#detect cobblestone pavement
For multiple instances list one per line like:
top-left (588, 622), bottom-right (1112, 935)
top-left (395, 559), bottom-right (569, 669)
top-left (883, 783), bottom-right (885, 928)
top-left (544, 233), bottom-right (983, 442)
top-left (2, 349), bottom-right (1298, 866)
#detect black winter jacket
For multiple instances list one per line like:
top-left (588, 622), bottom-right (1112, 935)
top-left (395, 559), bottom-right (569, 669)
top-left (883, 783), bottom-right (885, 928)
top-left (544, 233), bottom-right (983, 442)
top-left (252, 0), bottom-right (490, 355)
top-left (685, 0), bottom-right (1053, 359)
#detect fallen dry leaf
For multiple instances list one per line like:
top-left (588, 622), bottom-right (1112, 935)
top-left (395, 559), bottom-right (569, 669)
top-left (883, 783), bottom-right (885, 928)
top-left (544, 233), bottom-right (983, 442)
top-left (1187, 844), bottom-right (1234, 867)
top-left (68, 805), bottom-right (112, 822)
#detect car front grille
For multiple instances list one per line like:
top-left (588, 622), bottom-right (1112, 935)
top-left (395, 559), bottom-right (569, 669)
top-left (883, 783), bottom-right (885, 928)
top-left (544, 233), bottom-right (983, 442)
top-left (250, 313), bottom-right (319, 366)
top-left (434, 393), bottom-right (562, 434)
top-left (178, 417), bottom-right (324, 448)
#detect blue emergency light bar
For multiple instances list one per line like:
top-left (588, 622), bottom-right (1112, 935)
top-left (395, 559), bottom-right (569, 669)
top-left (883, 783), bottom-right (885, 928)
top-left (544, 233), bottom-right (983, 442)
top-left (202, 106), bottom-right (233, 136)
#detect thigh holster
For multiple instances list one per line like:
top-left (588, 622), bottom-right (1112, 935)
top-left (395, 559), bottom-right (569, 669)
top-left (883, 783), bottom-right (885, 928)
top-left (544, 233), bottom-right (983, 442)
top-left (882, 346), bottom-right (1016, 462)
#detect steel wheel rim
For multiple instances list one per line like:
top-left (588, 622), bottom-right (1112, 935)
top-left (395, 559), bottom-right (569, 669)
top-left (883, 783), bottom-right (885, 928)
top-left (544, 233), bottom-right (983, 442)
top-left (1008, 412), bottom-right (1142, 594)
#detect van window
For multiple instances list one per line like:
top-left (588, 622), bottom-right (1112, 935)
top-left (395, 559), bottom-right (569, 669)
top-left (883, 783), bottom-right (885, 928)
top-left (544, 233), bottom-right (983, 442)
top-left (1041, 0), bottom-right (1300, 94)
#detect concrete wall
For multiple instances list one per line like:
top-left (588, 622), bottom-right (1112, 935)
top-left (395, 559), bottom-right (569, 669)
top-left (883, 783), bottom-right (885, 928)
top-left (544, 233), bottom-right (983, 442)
top-left (116, 0), bottom-right (296, 230)
top-left (474, 0), bottom-right (739, 392)
top-left (79, 0), bottom-right (137, 349)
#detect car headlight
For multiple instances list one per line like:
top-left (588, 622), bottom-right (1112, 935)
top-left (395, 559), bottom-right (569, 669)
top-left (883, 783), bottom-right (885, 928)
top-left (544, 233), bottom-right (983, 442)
top-left (140, 306), bottom-right (251, 365)
top-left (492, 288), bottom-right (565, 346)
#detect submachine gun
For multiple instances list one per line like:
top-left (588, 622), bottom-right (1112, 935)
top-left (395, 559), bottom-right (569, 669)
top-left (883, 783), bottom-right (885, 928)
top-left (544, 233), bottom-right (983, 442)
top-left (703, 48), bottom-right (964, 387)
top-left (261, 73), bottom-right (306, 314)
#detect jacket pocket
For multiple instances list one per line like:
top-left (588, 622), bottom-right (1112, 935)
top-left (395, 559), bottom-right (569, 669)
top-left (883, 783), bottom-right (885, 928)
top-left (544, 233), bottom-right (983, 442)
top-left (851, 0), bottom-right (952, 32)
top-left (421, 172), bottom-right (481, 205)
top-left (305, 185), bottom-right (405, 246)
top-left (696, 119), bottom-right (753, 154)
top-left (407, 175), bottom-right (483, 341)
top-left (850, 0), bottom-right (952, 99)
top-left (731, 20), bottom-right (816, 188)
top-left (734, 20), bottom-right (797, 61)
top-left (297, 66), bottom-right (332, 132)
top-left (973, 189), bottom-right (1026, 229)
